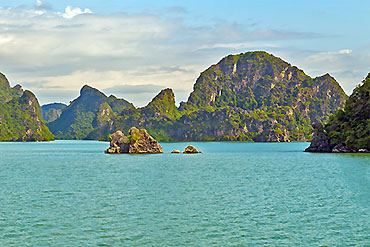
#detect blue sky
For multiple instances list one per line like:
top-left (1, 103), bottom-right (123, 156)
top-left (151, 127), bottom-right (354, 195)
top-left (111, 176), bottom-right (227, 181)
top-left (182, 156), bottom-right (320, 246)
top-left (0, 0), bottom-right (369, 105)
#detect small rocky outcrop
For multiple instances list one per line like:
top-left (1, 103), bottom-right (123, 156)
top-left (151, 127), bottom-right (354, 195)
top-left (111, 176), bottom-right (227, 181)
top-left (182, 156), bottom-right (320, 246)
top-left (171, 150), bottom-right (181, 153)
top-left (184, 145), bottom-right (200, 154)
top-left (304, 123), bottom-right (332, 152)
top-left (332, 144), bottom-right (352, 153)
top-left (105, 127), bottom-right (163, 154)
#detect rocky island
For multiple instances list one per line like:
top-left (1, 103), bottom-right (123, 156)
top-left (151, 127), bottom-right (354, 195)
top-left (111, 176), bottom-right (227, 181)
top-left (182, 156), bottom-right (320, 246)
top-left (171, 145), bottom-right (201, 154)
top-left (305, 73), bottom-right (370, 153)
top-left (184, 145), bottom-right (201, 154)
top-left (105, 127), bottom-right (163, 154)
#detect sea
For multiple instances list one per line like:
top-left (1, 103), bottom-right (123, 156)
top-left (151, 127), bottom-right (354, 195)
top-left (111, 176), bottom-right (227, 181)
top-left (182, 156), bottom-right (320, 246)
top-left (0, 141), bottom-right (369, 246)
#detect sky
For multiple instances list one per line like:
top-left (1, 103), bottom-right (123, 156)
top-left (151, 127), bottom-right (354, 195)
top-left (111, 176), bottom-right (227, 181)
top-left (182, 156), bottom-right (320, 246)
top-left (0, 0), bottom-right (369, 106)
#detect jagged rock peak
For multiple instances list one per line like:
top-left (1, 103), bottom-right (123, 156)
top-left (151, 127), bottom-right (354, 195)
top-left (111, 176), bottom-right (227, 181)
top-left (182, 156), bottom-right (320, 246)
top-left (317, 73), bottom-right (333, 79)
top-left (151, 88), bottom-right (175, 102)
top-left (143, 88), bottom-right (179, 118)
top-left (21, 90), bottom-right (37, 101)
top-left (0, 72), bottom-right (10, 88)
top-left (80, 84), bottom-right (106, 96)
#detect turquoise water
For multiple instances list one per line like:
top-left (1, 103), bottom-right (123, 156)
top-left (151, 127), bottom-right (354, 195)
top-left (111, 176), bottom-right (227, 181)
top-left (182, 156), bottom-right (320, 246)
top-left (0, 141), bottom-right (369, 246)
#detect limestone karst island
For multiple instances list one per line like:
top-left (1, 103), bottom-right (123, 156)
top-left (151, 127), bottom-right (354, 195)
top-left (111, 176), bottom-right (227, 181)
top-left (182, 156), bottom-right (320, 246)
top-left (1, 52), bottom-right (368, 153)
top-left (0, 1), bottom-right (369, 246)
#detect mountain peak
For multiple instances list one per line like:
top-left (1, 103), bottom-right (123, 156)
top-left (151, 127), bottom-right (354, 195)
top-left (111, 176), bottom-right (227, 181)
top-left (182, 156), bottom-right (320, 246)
top-left (316, 73), bottom-right (334, 80)
top-left (21, 90), bottom-right (37, 102)
top-left (0, 72), bottom-right (10, 89)
top-left (153, 88), bottom-right (174, 101)
top-left (147, 88), bottom-right (175, 107)
top-left (48, 84), bottom-right (134, 139)
top-left (80, 85), bottom-right (105, 97)
top-left (0, 72), bottom-right (11, 103)
top-left (143, 88), bottom-right (179, 119)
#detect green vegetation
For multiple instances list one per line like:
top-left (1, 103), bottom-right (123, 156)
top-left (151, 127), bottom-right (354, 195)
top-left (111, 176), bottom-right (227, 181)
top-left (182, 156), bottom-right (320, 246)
top-left (0, 73), bottom-right (24, 103)
top-left (45, 51), bottom-right (348, 142)
top-left (0, 90), bottom-right (54, 141)
top-left (324, 73), bottom-right (370, 150)
top-left (0, 73), bottom-right (12, 103)
top-left (82, 52), bottom-right (346, 142)
top-left (128, 131), bottom-right (141, 143)
top-left (142, 88), bottom-right (181, 120)
top-left (47, 85), bottom-right (134, 139)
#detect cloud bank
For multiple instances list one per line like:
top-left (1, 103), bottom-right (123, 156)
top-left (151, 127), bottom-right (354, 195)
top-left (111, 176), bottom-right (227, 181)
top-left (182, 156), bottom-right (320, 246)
top-left (0, 3), bottom-right (368, 105)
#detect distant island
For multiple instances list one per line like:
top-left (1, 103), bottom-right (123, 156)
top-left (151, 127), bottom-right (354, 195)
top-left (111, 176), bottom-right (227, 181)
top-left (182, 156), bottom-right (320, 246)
top-left (41, 103), bottom-right (67, 123)
top-left (1, 51), bottom-right (368, 145)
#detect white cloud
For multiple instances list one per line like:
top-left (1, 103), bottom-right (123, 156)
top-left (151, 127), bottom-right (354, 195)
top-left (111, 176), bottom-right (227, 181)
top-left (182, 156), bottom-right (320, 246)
top-left (320, 49), bottom-right (353, 55)
top-left (36, 0), bottom-right (42, 7)
top-left (62, 6), bottom-right (93, 19)
top-left (338, 49), bottom-right (352, 54)
top-left (0, 35), bottom-right (13, 45)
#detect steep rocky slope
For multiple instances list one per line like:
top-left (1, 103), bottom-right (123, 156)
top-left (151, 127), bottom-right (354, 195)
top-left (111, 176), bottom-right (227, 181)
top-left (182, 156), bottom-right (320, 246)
top-left (305, 73), bottom-right (370, 152)
top-left (47, 85), bottom-right (134, 139)
top-left (0, 73), bottom-right (24, 103)
top-left (0, 72), bottom-right (54, 141)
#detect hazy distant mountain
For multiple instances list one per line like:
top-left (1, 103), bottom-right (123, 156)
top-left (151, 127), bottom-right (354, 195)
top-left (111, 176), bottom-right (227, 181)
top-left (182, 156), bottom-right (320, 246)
top-left (0, 72), bottom-right (54, 141)
top-left (42, 103), bottom-right (67, 123)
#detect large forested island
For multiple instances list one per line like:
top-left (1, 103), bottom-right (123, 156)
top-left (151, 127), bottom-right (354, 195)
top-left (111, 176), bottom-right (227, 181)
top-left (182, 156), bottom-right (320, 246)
top-left (46, 51), bottom-right (347, 142)
top-left (1, 51), bottom-right (368, 144)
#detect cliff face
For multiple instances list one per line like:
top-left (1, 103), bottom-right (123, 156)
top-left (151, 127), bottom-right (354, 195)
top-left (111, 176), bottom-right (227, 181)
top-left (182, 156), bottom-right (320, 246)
top-left (305, 73), bottom-right (370, 152)
top-left (0, 89), bottom-right (54, 141)
top-left (47, 85), bottom-right (134, 139)
top-left (182, 52), bottom-right (345, 115)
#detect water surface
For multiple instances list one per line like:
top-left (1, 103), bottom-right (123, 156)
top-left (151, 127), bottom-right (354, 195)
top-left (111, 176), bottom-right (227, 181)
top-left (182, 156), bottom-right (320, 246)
top-left (0, 141), bottom-right (369, 246)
